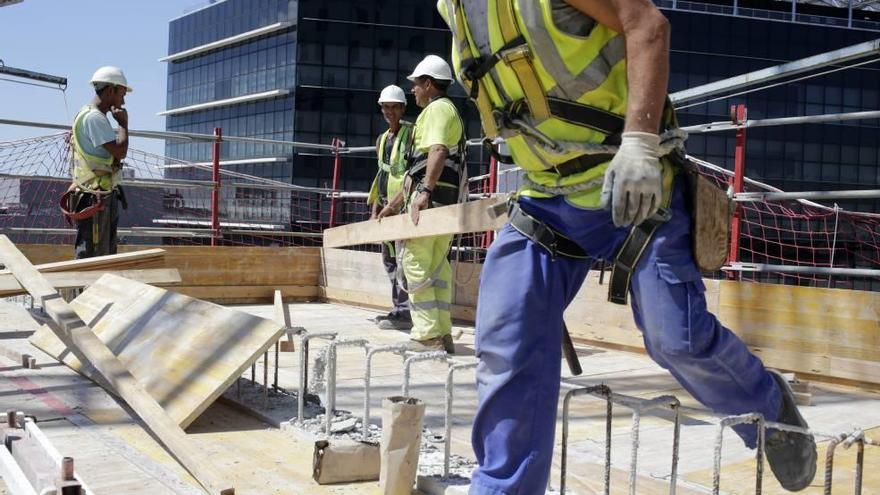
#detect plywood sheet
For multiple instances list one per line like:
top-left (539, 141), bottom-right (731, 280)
top-left (29, 274), bottom-right (284, 429)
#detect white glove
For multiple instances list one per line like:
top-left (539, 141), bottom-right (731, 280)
top-left (599, 132), bottom-right (662, 227)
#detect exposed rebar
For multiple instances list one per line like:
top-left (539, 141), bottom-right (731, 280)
top-left (444, 362), bottom-right (477, 477)
top-left (296, 331), bottom-right (336, 425)
top-left (713, 413), bottom-right (763, 495)
top-left (402, 351), bottom-right (449, 397)
top-left (324, 338), bottom-right (369, 434)
top-left (362, 344), bottom-right (409, 439)
top-left (561, 385), bottom-right (612, 495)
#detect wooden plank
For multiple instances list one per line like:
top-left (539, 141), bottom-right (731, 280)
top-left (169, 284), bottom-right (319, 303)
top-left (274, 290), bottom-right (292, 328)
top-left (0, 446), bottom-right (37, 495)
top-left (30, 274), bottom-right (285, 429)
top-left (160, 246), bottom-right (320, 287)
top-left (1, 421), bottom-right (77, 494)
top-left (323, 197), bottom-right (507, 247)
top-left (274, 290), bottom-right (295, 352)
top-left (319, 286), bottom-right (475, 322)
top-left (0, 236), bottom-right (234, 494)
top-left (12, 244), bottom-right (322, 294)
top-left (0, 248), bottom-right (166, 275)
top-left (0, 268), bottom-right (182, 298)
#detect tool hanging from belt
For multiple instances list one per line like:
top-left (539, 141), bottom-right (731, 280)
top-left (59, 186), bottom-right (127, 224)
top-left (59, 189), bottom-right (105, 224)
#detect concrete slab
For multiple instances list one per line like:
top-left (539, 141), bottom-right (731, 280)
top-left (3, 298), bottom-right (880, 494)
top-left (232, 301), bottom-right (880, 495)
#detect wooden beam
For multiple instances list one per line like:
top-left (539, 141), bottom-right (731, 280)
top-left (322, 197), bottom-right (508, 248)
top-left (0, 236), bottom-right (234, 495)
top-left (0, 446), bottom-right (38, 495)
top-left (0, 268), bottom-right (182, 297)
top-left (169, 284), bottom-right (319, 303)
top-left (0, 248), bottom-right (166, 275)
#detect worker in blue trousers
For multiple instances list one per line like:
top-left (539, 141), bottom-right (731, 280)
top-left (437, 0), bottom-right (818, 493)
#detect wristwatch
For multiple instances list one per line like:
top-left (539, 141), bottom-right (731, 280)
top-left (416, 183), bottom-right (433, 198)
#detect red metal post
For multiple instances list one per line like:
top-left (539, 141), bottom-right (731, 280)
top-left (211, 127), bottom-right (222, 247)
top-left (328, 138), bottom-right (342, 228)
top-left (483, 155), bottom-right (498, 248)
top-left (727, 104), bottom-right (747, 278)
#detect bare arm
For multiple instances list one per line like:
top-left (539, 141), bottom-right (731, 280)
top-left (564, 0), bottom-right (670, 133)
top-left (409, 144), bottom-right (449, 224)
top-left (422, 144), bottom-right (448, 190)
top-left (102, 107), bottom-right (129, 161)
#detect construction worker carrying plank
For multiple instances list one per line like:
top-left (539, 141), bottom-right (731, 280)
top-left (437, 0), bottom-right (817, 493)
top-left (379, 55), bottom-right (467, 354)
top-left (368, 85), bottom-right (414, 331)
top-left (63, 66), bottom-right (132, 259)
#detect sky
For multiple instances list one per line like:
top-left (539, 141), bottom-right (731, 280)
top-left (0, 0), bottom-right (199, 156)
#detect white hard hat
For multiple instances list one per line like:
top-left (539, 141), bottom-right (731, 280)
top-left (378, 85), bottom-right (406, 105)
top-left (407, 55), bottom-right (453, 83)
top-left (90, 66), bottom-right (133, 93)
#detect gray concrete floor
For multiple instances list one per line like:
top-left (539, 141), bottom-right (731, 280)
top-left (2, 299), bottom-right (880, 494)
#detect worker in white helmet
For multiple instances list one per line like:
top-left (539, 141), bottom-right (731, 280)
top-left (378, 55), bottom-right (466, 353)
top-left (64, 66), bottom-right (133, 259)
top-left (368, 85), bottom-right (415, 331)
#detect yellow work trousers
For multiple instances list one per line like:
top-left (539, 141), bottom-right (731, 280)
top-left (401, 233), bottom-right (453, 341)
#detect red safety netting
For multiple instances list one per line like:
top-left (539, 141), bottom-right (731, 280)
top-left (0, 133), bottom-right (357, 248)
top-left (691, 156), bottom-right (880, 291)
top-left (2, 132), bottom-right (878, 291)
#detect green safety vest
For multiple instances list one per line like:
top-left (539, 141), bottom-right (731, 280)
top-left (438, 0), bottom-right (677, 208)
top-left (368, 121), bottom-right (414, 205)
top-left (70, 105), bottom-right (120, 192)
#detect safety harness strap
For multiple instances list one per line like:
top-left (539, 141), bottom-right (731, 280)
top-left (496, 0), bottom-right (550, 121)
top-left (607, 208), bottom-right (672, 305)
top-left (508, 203), bottom-right (589, 259)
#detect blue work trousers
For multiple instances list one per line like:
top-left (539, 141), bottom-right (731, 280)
top-left (469, 179), bottom-right (782, 495)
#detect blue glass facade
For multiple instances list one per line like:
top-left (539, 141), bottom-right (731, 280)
top-left (164, 0), bottom-right (880, 215)
top-left (669, 9), bottom-right (880, 213)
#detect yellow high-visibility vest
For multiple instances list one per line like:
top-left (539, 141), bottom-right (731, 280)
top-left (438, 0), bottom-right (677, 208)
top-left (70, 105), bottom-right (120, 192)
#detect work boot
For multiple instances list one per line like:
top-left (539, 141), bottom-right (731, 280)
top-left (765, 369), bottom-right (817, 492)
top-left (377, 314), bottom-right (413, 331)
top-left (373, 312), bottom-right (393, 323)
top-left (407, 334), bottom-right (455, 354)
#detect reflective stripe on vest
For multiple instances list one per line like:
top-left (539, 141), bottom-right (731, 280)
top-left (374, 122), bottom-right (415, 202)
top-left (377, 122), bottom-right (414, 176)
top-left (439, 0), bottom-right (677, 206)
top-left (71, 105), bottom-right (119, 192)
top-left (408, 98), bottom-right (467, 205)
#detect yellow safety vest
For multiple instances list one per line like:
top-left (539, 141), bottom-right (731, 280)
top-left (437, 0), bottom-right (678, 208)
top-left (368, 121), bottom-right (414, 205)
top-left (409, 97), bottom-right (468, 206)
top-left (71, 105), bottom-right (120, 192)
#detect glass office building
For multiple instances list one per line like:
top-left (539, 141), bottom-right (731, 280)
top-left (163, 0), bottom-right (880, 218)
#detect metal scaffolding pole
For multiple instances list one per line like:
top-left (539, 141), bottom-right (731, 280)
top-left (0, 62), bottom-right (67, 88)
top-left (682, 110), bottom-right (880, 134)
top-left (670, 39), bottom-right (880, 105)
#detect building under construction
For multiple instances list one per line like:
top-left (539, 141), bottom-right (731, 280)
top-left (1, 0), bottom-right (880, 494)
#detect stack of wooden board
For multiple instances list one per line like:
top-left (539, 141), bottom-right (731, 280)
top-left (0, 238), bottom-right (235, 493)
top-left (29, 274), bottom-right (286, 428)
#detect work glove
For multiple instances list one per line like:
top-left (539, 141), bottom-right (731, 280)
top-left (599, 131), bottom-right (663, 227)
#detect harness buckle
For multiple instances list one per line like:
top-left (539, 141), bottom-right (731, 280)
top-left (500, 44), bottom-right (532, 65)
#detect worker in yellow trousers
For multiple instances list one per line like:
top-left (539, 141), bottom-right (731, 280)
top-left (380, 55), bottom-right (466, 354)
